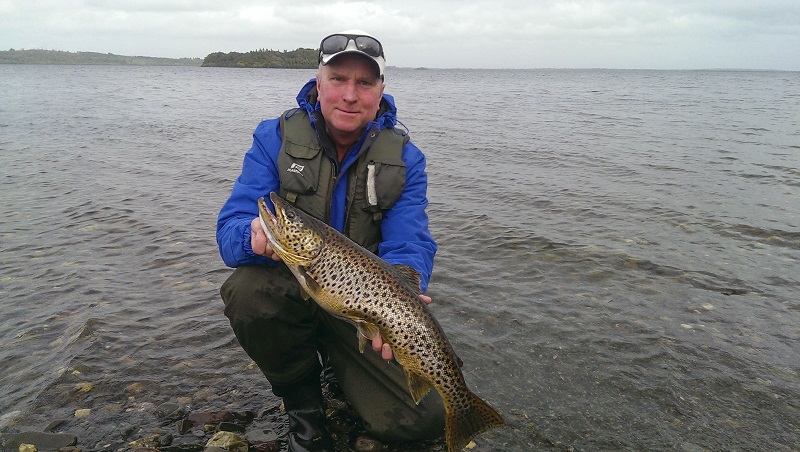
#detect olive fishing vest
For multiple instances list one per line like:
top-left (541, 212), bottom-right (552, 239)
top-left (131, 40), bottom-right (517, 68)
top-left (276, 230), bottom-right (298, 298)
top-left (277, 109), bottom-right (408, 253)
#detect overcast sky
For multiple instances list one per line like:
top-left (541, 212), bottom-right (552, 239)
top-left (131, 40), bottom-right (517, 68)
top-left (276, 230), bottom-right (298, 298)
top-left (1, 0), bottom-right (798, 70)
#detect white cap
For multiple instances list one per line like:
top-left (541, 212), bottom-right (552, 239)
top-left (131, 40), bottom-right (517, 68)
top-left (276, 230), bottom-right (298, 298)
top-left (319, 29), bottom-right (386, 79)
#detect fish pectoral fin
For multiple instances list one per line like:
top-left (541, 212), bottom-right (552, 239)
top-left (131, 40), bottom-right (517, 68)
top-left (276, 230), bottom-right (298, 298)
top-left (295, 266), bottom-right (321, 299)
top-left (392, 264), bottom-right (423, 294)
top-left (356, 322), bottom-right (380, 354)
top-left (403, 368), bottom-right (433, 405)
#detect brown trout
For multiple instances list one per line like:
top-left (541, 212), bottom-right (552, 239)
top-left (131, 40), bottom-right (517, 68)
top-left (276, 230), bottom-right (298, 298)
top-left (258, 192), bottom-right (504, 452)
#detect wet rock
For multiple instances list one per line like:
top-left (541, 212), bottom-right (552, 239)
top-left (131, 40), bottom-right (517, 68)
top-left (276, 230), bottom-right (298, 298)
top-left (244, 429), bottom-right (278, 444)
top-left (205, 431), bottom-right (248, 452)
top-left (680, 442), bottom-right (709, 452)
top-left (187, 410), bottom-right (233, 425)
top-left (354, 435), bottom-right (385, 452)
top-left (231, 411), bottom-right (256, 424)
top-left (249, 441), bottom-right (280, 452)
top-left (120, 423), bottom-right (136, 439)
top-left (156, 402), bottom-right (181, 416)
top-left (128, 433), bottom-right (173, 449)
top-left (3, 431), bottom-right (78, 450)
top-left (217, 422), bottom-right (246, 434)
top-left (158, 445), bottom-right (205, 452)
top-left (43, 419), bottom-right (69, 432)
top-left (156, 402), bottom-right (186, 423)
top-left (177, 418), bottom-right (193, 434)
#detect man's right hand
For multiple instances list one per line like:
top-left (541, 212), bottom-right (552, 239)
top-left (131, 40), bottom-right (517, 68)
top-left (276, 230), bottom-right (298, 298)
top-left (250, 217), bottom-right (282, 261)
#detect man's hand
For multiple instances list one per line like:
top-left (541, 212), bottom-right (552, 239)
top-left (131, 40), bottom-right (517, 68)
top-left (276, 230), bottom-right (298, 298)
top-left (250, 217), bottom-right (281, 261)
top-left (372, 294), bottom-right (432, 360)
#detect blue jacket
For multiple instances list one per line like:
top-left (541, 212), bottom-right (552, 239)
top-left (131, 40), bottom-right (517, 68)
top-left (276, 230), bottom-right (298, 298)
top-left (216, 79), bottom-right (437, 291)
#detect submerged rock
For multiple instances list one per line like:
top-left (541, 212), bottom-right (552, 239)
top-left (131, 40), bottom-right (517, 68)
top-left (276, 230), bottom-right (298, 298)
top-left (3, 431), bottom-right (77, 450)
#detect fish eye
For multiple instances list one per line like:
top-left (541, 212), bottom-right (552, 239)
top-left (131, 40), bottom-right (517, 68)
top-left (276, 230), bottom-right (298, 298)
top-left (286, 211), bottom-right (296, 220)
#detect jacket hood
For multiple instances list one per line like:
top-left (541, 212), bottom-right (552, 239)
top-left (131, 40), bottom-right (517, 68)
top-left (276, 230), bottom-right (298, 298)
top-left (296, 78), bottom-right (398, 130)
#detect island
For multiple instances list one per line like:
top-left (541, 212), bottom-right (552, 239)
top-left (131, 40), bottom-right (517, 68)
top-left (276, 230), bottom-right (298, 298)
top-left (201, 48), bottom-right (318, 68)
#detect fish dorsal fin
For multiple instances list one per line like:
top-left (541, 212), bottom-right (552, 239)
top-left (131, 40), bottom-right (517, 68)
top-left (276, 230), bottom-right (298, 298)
top-left (355, 321), bottom-right (380, 354)
top-left (392, 264), bottom-right (422, 294)
top-left (403, 368), bottom-right (433, 405)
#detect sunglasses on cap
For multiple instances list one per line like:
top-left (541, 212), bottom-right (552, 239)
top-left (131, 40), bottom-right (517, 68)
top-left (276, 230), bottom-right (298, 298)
top-left (318, 33), bottom-right (385, 61)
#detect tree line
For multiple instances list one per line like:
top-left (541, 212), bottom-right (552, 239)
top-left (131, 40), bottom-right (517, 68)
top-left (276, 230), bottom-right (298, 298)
top-left (201, 48), bottom-right (318, 68)
top-left (0, 49), bottom-right (201, 66)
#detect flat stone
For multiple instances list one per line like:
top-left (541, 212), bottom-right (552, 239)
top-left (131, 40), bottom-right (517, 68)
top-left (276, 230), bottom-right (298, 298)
top-left (4, 431), bottom-right (77, 450)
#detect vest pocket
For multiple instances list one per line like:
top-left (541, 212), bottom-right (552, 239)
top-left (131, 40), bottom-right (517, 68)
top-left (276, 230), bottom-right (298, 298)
top-left (279, 142), bottom-right (323, 194)
top-left (365, 159), bottom-right (406, 210)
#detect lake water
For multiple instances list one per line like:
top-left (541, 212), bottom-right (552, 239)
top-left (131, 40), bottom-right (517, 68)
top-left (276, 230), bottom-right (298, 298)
top-left (1, 64), bottom-right (799, 450)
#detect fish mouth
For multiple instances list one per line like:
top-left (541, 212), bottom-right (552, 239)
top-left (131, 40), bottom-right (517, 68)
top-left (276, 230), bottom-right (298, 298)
top-left (257, 196), bottom-right (292, 258)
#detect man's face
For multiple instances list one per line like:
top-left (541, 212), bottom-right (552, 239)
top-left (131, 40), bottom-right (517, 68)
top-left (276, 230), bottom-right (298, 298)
top-left (316, 54), bottom-right (385, 146)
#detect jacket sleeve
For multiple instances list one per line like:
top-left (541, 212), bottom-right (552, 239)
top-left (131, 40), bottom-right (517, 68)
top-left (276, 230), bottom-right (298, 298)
top-left (378, 140), bottom-right (438, 292)
top-left (216, 119), bottom-right (282, 267)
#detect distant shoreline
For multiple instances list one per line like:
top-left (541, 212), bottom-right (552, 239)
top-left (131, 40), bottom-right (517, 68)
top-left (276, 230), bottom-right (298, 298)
top-left (0, 48), bottom-right (318, 69)
top-left (0, 48), bottom-right (321, 68)
top-left (0, 49), bottom-right (202, 66)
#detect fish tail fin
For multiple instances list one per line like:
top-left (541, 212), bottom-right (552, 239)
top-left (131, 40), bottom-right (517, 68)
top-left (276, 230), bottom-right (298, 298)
top-left (445, 393), bottom-right (506, 452)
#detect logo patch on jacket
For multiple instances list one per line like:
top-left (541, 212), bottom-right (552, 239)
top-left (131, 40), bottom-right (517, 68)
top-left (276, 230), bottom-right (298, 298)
top-left (287, 162), bottom-right (305, 176)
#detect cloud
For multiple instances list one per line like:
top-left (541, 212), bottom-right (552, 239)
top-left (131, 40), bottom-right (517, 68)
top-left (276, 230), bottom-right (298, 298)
top-left (0, 0), bottom-right (798, 69)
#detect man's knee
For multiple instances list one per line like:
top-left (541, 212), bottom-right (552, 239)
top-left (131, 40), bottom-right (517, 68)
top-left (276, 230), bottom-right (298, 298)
top-left (220, 264), bottom-right (302, 322)
top-left (219, 264), bottom-right (323, 386)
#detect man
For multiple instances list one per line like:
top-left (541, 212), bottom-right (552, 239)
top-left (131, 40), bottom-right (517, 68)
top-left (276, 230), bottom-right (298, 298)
top-left (216, 30), bottom-right (445, 451)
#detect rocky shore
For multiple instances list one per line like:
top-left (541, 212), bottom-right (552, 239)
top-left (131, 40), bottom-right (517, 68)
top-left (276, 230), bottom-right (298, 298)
top-left (1, 381), bottom-right (448, 452)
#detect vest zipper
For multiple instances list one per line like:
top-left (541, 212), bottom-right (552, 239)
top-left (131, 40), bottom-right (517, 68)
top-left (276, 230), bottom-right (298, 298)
top-left (324, 160), bottom-right (336, 223)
